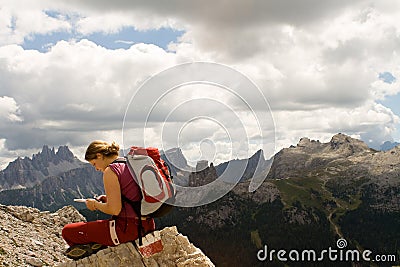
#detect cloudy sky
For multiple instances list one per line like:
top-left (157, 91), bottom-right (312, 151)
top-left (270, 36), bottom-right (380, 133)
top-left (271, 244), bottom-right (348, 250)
top-left (0, 0), bottom-right (399, 169)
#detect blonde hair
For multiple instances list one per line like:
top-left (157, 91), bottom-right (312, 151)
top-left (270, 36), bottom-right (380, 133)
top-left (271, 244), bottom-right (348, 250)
top-left (85, 140), bottom-right (120, 161)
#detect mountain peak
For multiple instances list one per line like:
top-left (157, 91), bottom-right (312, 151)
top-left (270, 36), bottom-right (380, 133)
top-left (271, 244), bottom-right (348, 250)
top-left (39, 145), bottom-right (56, 158)
top-left (297, 137), bottom-right (315, 147)
top-left (251, 149), bottom-right (265, 160)
top-left (31, 145), bottom-right (75, 164)
top-left (268, 133), bottom-right (382, 179)
top-left (380, 141), bottom-right (400, 151)
top-left (330, 133), bottom-right (359, 144)
top-left (293, 134), bottom-right (370, 155)
top-left (162, 147), bottom-right (189, 170)
top-left (329, 133), bottom-right (370, 153)
top-left (0, 145), bottom-right (81, 191)
top-left (56, 145), bottom-right (75, 162)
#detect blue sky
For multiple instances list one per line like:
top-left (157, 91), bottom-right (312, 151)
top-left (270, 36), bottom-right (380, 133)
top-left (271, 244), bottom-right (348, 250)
top-left (377, 71), bottom-right (399, 140)
top-left (22, 27), bottom-right (184, 52)
top-left (20, 9), bottom-right (184, 51)
top-left (380, 94), bottom-right (400, 141)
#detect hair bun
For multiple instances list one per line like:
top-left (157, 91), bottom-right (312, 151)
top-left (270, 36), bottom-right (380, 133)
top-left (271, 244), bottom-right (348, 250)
top-left (109, 142), bottom-right (120, 153)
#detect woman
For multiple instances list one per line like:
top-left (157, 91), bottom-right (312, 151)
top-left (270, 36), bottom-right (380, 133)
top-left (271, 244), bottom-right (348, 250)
top-left (62, 141), bottom-right (155, 260)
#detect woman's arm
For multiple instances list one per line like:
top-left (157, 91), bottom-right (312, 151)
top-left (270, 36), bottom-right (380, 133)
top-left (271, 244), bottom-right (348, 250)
top-left (86, 167), bottom-right (122, 215)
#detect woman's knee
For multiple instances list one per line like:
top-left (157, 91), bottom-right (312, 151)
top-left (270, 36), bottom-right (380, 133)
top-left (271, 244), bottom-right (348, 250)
top-left (62, 224), bottom-right (74, 245)
top-left (62, 222), bottom-right (86, 245)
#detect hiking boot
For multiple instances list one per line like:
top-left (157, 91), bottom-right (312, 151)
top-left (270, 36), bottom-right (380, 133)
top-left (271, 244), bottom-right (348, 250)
top-left (64, 243), bottom-right (106, 260)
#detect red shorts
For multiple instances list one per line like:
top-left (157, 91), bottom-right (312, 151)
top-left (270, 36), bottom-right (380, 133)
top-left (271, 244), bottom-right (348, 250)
top-left (62, 217), bottom-right (155, 247)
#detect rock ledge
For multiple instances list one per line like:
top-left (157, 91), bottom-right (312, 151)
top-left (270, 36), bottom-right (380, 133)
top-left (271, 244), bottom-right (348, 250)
top-left (58, 226), bottom-right (214, 267)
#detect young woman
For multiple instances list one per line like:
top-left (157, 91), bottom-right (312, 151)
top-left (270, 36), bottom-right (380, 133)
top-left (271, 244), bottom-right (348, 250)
top-left (62, 141), bottom-right (155, 260)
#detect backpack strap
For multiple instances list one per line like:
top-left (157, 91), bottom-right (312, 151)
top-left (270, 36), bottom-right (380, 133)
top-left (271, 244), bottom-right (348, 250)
top-left (121, 195), bottom-right (145, 246)
top-left (111, 158), bottom-right (145, 246)
top-left (112, 157), bottom-right (127, 164)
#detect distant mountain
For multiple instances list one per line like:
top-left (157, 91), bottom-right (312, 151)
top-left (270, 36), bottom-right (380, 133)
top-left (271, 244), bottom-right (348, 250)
top-left (0, 165), bottom-right (103, 211)
top-left (215, 149), bottom-right (269, 183)
top-left (157, 133), bottom-right (400, 266)
top-left (0, 146), bottom-right (103, 211)
top-left (161, 147), bottom-right (191, 171)
top-left (188, 162), bottom-right (218, 187)
top-left (161, 147), bottom-right (270, 186)
top-left (161, 147), bottom-right (194, 186)
top-left (1, 137), bottom-right (399, 266)
top-left (380, 140), bottom-right (400, 151)
top-left (0, 145), bottom-right (83, 191)
top-left (266, 133), bottom-right (373, 179)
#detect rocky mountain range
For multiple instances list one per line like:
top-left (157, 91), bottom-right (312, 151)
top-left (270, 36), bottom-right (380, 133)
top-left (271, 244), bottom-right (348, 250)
top-left (0, 134), bottom-right (399, 266)
top-left (0, 145), bottom-right (83, 191)
top-left (0, 146), bottom-right (103, 211)
top-left (157, 133), bottom-right (400, 266)
top-left (380, 140), bottom-right (400, 151)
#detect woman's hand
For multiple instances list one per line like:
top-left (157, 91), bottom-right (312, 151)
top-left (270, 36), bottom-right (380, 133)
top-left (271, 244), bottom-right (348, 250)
top-left (86, 199), bottom-right (98, 211)
top-left (95, 195), bottom-right (107, 203)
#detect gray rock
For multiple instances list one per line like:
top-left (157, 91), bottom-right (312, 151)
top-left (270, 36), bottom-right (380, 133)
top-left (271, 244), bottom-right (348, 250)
top-left (0, 204), bottom-right (214, 267)
top-left (57, 226), bottom-right (214, 267)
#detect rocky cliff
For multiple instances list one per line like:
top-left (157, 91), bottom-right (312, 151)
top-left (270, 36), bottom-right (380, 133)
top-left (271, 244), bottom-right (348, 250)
top-left (0, 205), bottom-right (84, 266)
top-left (266, 133), bottom-right (400, 211)
top-left (161, 148), bottom-right (194, 186)
top-left (161, 147), bottom-right (191, 172)
top-left (58, 226), bottom-right (214, 267)
top-left (215, 149), bottom-right (268, 183)
top-left (188, 162), bottom-right (218, 187)
top-left (0, 205), bottom-right (214, 267)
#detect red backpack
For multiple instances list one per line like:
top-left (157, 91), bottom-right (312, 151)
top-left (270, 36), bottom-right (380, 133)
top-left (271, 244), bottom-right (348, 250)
top-left (125, 146), bottom-right (175, 217)
top-left (114, 146), bottom-right (175, 246)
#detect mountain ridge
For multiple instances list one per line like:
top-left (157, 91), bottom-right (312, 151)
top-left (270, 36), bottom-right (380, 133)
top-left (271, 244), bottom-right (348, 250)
top-left (0, 133), bottom-right (396, 208)
top-left (380, 140), bottom-right (400, 151)
top-left (0, 145), bottom-right (83, 191)
top-left (0, 134), bottom-right (398, 266)
top-left (156, 133), bottom-right (400, 266)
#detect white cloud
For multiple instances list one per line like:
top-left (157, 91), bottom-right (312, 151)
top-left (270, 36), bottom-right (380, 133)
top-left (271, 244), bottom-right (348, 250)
top-left (0, 0), bottom-right (400, 167)
top-left (75, 11), bottom-right (178, 35)
top-left (0, 39), bottom-right (180, 152)
top-left (0, 96), bottom-right (23, 122)
top-left (0, 2), bottom-right (72, 46)
top-left (115, 40), bottom-right (135, 45)
top-left (0, 138), bottom-right (17, 170)
top-left (273, 101), bottom-right (399, 150)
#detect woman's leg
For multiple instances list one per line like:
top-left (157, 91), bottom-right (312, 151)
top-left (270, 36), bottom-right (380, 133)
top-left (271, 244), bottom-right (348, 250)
top-left (62, 219), bottom-right (114, 247)
top-left (115, 218), bottom-right (156, 244)
top-left (62, 218), bottom-right (156, 246)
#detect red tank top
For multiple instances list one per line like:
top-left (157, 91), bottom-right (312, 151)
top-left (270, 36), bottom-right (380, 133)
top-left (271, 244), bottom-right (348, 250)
top-left (109, 162), bottom-right (141, 218)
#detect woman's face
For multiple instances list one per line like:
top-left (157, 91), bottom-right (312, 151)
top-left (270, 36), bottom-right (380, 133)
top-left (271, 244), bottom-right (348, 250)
top-left (88, 153), bottom-right (107, 172)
